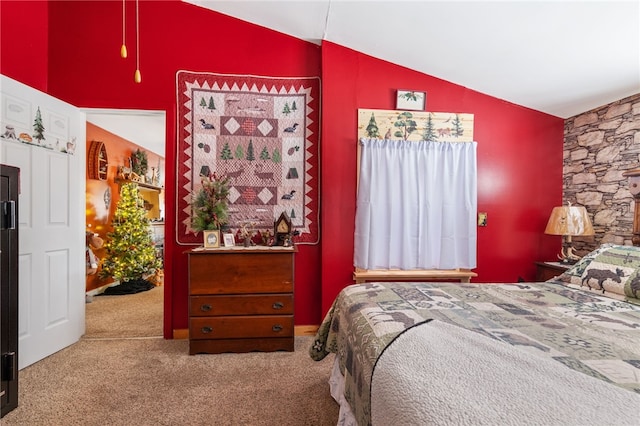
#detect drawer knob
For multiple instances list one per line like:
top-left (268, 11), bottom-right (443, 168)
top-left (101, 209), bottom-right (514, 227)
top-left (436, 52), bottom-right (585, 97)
top-left (200, 304), bottom-right (212, 312)
top-left (272, 324), bottom-right (283, 332)
top-left (272, 302), bottom-right (284, 310)
top-left (201, 326), bottom-right (213, 334)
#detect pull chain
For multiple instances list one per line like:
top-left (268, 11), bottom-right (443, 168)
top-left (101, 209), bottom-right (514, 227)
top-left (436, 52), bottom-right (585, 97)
top-left (120, 0), bottom-right (127, 58)
top-left (134, 0), bottom-right (141, 83)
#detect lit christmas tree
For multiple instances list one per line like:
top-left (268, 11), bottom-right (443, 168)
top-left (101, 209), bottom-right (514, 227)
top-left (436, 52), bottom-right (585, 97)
top-left (99, 183), bottom-right (161, 290)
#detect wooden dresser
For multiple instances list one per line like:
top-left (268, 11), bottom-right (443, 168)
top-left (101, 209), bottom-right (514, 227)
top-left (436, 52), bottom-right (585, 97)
top-left (187, 247), bottom-right (296, 354)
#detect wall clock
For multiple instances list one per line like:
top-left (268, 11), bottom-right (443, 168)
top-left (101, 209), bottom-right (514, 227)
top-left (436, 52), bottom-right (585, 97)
top-left (274, 212), bottom-right (292, 246)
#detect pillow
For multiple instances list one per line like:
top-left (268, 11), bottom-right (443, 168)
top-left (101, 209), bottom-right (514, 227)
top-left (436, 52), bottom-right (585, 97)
top-left (554, 243), bottom-right (615, 283)
top-left (553, 244), bottom-right (640, 305)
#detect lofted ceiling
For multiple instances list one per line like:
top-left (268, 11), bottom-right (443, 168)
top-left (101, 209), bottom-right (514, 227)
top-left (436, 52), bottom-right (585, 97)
top-left (91, 1), bottom-right (640, 156)
top-left (84, 109), bottom-right (166, 157)
top-left (185, 0), bottom-right (640, 119)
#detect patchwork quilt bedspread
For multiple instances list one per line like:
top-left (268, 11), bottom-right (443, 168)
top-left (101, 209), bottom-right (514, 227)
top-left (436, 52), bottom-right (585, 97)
top-left (309, 281), bottom-right (640, 426)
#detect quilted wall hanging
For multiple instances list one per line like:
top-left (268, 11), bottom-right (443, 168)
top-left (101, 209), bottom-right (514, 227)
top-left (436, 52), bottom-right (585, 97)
top-left (176, 71), bottom-right (320, 245)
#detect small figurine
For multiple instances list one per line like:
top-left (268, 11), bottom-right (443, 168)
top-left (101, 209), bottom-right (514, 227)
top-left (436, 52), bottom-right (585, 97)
top-left (2, 125), bottom-right (16, 139)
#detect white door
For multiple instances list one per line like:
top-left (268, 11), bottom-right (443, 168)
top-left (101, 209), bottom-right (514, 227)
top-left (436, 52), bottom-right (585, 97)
top-left (0, 75), bottom-right (85, 369)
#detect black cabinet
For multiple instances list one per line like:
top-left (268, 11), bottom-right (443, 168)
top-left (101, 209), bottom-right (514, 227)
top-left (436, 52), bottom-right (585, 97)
top-left (1, 164), bottom-right (19, 417)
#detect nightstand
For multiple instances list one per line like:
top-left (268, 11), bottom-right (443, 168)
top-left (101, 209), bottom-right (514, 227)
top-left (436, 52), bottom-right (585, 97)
top-left (535, 261), bottom-right (571, 282)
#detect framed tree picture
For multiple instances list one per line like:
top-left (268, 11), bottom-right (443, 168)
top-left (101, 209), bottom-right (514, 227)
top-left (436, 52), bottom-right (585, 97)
top-left (396, 90), bottom-right (426, 111)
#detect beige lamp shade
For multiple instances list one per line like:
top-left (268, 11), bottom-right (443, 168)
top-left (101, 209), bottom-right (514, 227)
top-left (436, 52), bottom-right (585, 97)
top-left (544, 205), bottom-right (594, 236)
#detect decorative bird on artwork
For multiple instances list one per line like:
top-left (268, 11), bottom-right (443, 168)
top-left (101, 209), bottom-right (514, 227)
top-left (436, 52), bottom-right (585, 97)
top-left (199, 119), bottom-right (215, 129)
top-left (284, 123), bottom-right (299, 133)
top-left (281, 190), bottom-right (296, 200)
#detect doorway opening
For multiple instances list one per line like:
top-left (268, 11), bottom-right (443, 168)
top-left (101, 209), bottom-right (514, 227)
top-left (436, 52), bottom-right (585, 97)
top-left (83, 108), bottom-right (166, 338)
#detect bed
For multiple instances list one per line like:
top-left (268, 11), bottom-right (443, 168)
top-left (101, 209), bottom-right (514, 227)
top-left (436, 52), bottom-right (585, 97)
top-left (309, 243), bottom-right (640, 426)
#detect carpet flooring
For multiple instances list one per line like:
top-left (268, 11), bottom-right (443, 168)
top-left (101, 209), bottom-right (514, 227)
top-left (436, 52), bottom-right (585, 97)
top-left (2, 285), bottom-right (339, 425)
top-left (85, 285), bottom-right (164, 339)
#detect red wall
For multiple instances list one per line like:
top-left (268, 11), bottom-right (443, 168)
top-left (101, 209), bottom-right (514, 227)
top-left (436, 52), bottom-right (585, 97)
top-left (50, 1), bottom-right (321, 336)
top-left (1, 1), bottom-right (565, 332)
top-left (0, 1), bottom-right (49, 92)
top-left (320, 42), bottom-right (564, 313)
top-left (9, 0), bottom-right (322, 336)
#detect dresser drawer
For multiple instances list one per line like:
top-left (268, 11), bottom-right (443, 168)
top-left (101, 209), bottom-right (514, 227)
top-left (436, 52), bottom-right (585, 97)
top-left (190, 294), bottom-right (293, 316)
top-left (189, 315), bottom-right (294, 340)
top-left (189, 252), bottom-right (294, 294)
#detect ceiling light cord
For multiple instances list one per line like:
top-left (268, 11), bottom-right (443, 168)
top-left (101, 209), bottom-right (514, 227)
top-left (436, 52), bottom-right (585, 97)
top-left (134, 0), bottom-right (141, 83)
top-left (120, 0), bottom-right (127, 58)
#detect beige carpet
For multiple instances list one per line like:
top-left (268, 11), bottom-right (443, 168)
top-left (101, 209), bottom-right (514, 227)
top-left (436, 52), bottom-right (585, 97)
top-left (85, 284), bottom-right (164, 339)
top-left (3, 285), bottom-right (339, 425)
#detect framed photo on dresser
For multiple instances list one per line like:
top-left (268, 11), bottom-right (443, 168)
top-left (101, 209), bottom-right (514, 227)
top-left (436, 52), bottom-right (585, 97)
top-left (203, 230), bottom-right (220, 248)
top-left (223, 233), bottom-right (235, 247)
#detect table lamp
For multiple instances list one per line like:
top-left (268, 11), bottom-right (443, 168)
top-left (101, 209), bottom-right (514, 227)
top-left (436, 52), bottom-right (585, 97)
top-left (544, 203), bottom-right (594, 263)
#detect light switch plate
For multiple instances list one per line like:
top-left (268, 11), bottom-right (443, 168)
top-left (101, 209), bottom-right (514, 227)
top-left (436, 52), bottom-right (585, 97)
top-left (478, 212), bottom-right (487, 226)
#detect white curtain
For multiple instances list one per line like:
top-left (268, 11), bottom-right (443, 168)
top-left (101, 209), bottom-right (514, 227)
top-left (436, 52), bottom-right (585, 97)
top-left (354, 138), bottom-right (477, 270)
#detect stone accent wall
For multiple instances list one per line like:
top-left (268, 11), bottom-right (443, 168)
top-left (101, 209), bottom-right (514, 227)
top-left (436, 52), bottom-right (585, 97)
top-left (563, 93), bottom-right (640, 254)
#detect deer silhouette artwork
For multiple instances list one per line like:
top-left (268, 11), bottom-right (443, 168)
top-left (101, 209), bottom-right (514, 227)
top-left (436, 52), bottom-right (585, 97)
top-left (581, 267), bottom-right (625, 293)
top-left (254, 164), bottom-right (274, 182)
top-left (226, 169), bottom-right (243, 180)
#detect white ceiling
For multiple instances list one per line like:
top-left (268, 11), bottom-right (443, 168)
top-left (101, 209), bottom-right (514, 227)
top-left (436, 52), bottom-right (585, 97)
top-left (84, 109), bottom-right (166, 157)
top-left (185, 0), bottom-right (640, 118)
top-left (89, 1), bottom-right (640, 156)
